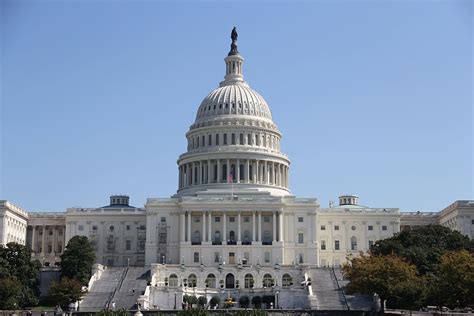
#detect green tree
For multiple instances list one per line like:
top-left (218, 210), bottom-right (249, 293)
top-left (187, 295), bottom-right (198, 307)
top-left (0, 276), bottom-right (22, 309)
top-left (428, 250), bottom-right (474, 307)
top-left (343, 254), bottom-right (425, 310)
top-left (60, 236), bottom-right (96, 285)
top-left (197, 296), bottom-right (208, 308)
top-left (0, 242), bottom-right (41, 307)
top-left (251, 296), bottom-right (262, 309)
top-left (49, 277), bottom-right (88, 308)
top-left (371, 225), bottom-right (473, 274)
top-left (209, 296), bottom-right (220, 308)
top-left (239, 295), bottom-right (250, 308)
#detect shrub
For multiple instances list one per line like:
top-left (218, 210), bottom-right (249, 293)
top-left (251, 296), bottom-right (262, 309)
top-left (239, 295), bottom-right (250, 308)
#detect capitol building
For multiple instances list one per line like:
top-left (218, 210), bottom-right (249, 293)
top-left (1, 29), bottom-right (473, 310)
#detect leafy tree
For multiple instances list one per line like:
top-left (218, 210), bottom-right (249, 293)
top-left (197, 295), bottom-right (208, 308)
top-left (251, 296), bottom-right (262, 309)
top-left (187, 295), bottom-right (198, 307)
top-left (209, 296), bottom-right (220, 308)
top-left (239, 295), bottom-right (250, 308)
top-left (427, 250), bottom-right (474, 307)
top-left (49, 277), bottom-right (87, 308)
top-left (343, 254), bottom-right (425, 310)
top-left (371, 225), bottom-right (473, 274)
top-left (60, 236), bottom-right (96, 285)
top-left (0, 276), bottom-right (22, 309)
top-left (0, 242), bottom-right (41, 307)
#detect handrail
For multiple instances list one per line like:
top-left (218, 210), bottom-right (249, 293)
top-left (332, 266), bottom-right (350, 311)
top-left (105, 267), bottom-right (129, 309)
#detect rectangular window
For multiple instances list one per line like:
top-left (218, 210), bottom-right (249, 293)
top-left (223, 134), bottom-right (227, 145)
top-left (368, 225), bottom-right (373, 231)
top-left (335, 240), bottom-right (340, 250)
top-left (298, 217), bottom-right (304, 223)
top-left (49, 230), bottom-right (53, 236)
top-left (264, 216), bottom-right (270, 223)
top-left (214, 252), bottom-right (220, 263)
top-left (229, 252), bottom-right (235, 264)
top-left (244, 217), bottom-right (250, 223)
top-left (159, 233), bottom-right (166, 244)
top-left (58, 229), bottom-right (63, 236)
top-left (202, 135), bottom-right (205, 147)
top-left (161, 217), bottom-right (166, 223)
top-left (215, 217), bottom-right (220, 223)
top-left (320, 225), bottom-right (325, 230)
top-left (126, 225), bottom-right (130, 230)
top-left (126, 240), bottom-right (131, 251)
top-left (216, 134), bottom-right (220, 145)
top-left (321, 240), bottom-right (326, 250)
top-left (334, 225), bottom-right (339, 230)
top-left (194, 252), bottom-right (199, 263)
top-left (229, 217), bottom-right (235, 222)
top-left (78, 225), bottom-right (84, 231)
top-left (471, 219), bottom-right (474, 224)
top-left (298, 233), bottom-right (304, 244)
top-left (264, 252), bottom-right (270, 263)
top-left (382, 225), bottom-right (387, 231)
top-left (208, 134), bottom-right (212, 146)
top-left (92, 226), bottom-right (98, 231)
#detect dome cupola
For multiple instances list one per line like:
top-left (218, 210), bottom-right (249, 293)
top-left (176, 28), bottom-right (291, 197)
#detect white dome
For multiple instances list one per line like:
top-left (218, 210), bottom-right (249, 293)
top-left (195, 83), bottom-right (273, 122)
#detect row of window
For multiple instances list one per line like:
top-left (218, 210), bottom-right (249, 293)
top-left (199, 100), bottom-right (269, 118)
top-left (166, 272), bottom-right (292, 288)
top-left (188, 132), bottom-right (280, 151)
top-left (78, 224), bottom-right (146, 232)
top-left (320, 238), bottom-right (374, 251)
top-left (320, 224), bottom-right (388, 231)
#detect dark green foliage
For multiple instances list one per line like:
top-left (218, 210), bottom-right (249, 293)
top-left (209, 295), bottom-right (220, 308)
top-left (239, 295), bottom-right (250, 308)
top-left (60, 236), bottom-right (96, 285)
top-left (371, 225), bottom-right (473, 274)
top-left (187, 294), bottom-right (198, 306)
top-left (251, 296), bottom-right (262, 309)
top-left (197, 295), bottom-right (208, 308)
top-left (0, 276), bottom-right (22, 309)
top-left (0, 242), bottom-right (41, 307)
top-left (96, 308), bottom-right (130, 316)
top-left (178, 309), bottom-right (208, 316)
top-left (49, 277), bottom-right (88, 308)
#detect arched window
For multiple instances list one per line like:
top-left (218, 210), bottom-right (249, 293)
top-left (208, 134), bottom-right (212, 146)
top-left (222, 164), bottom-right (227, 182)
top-left (244, 274), bottom-right (254, 289)
top-left (169, 274), bottom-right (178, 287)
top-left (225, 273), bottom-right (235, 288)
top-left (240, 134), bottom-right (244, 145)
top-left (206, 274), bottom-right (216, 288)
top-left (215, 134), bottom-right (220, 145)
top-left (239, 164), bottom-right (244, 180)
top-left (188, 274), bottom-right (197, 288)
top-left (229, 231), bottom-right (235, 242)
top-left (249, 165), bottom-right (253, 181)
top-left (231, 133), bottom-right (236, 145)
top-left (263, 274), bottom-right (274, 288)
top-left (282, 274), bottom-right (292, 287)
top-left (351, 236), bottom-right (357, 251)
top-left (231, 164), bottom-right (236, 181)
top-left (248, 134), bottom-right (252, 145)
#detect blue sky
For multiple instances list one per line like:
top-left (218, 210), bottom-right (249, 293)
top-left (1, 0), bottom-right (472, 212)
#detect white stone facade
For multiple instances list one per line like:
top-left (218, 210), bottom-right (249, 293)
top-left (0, 200), bottom-right (29, 246)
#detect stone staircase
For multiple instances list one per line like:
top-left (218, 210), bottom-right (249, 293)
top-left (309, 268), bottom-right (348, 310)
top-left (111, 267), bottom-right (150, 310)
top-left (81, 267), bottom-right (126, 311)
top-left (333, 268), bottom-right (373, 311)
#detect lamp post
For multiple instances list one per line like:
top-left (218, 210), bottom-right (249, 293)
top-left (275, 290), bottom-right (279, 309)
top-left (174, 292), bottom-right (177, 310)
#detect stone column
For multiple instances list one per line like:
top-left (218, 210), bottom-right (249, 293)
top-left (187, 212), bottom-right (191, 242)
top-left (252, 212), bottom-right (256, 242)
top-left (217, 160), bottom-right (221, 183)
top-left (272, 162), bottom-right (276, 185)
top-left (199, 161), bottom-right (202, 185)
top-left (207, 160), bottom-right (211, 184)
top-left (226, 159), bottom-right (230, 182)
top-left (236, 159), bottom-right (240, 183)
top-left (266, 162), bottom-right (270, 184)
top-left (208, 212), bottom-right (212, 242)
top-left (272, 212), bottom-right (277, 243)
top-left (31, 226), bottom-right (36, 253)
top-left (279, 212), bottom-right (284, 242)
top-left (41, 226), bottom-right (46, 255)
top-left (255, 161), bottom-right (259, 183)
top-left (246, 160), bottom-right (250, 183)
top-left (237, 212), bottom-right (241, 243)
top-left (223, 213), bottom-right (227, 244)
top-left (52, 226), bottom-right (57, 253)
top-left (180, 213), bottom-right (185, 242)
top-left (258, 212), bottom-right (262, 242)
top-left (202, 212), bottom-right (206, 242)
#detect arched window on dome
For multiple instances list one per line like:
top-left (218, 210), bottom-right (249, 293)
top-left (262, 135), bottom-right (266, 147)
top-left (202, 135), bottom-right (205, 147)
top-left (223, 134), bottom-right (227, 145)
top-left (214, 165), bottom-right (218, 182)
top-left (196, 137), bottom-right (199, 148)
top-left (239, 134), bottom-right (244, 145)
top-left (231, 164), bottom-right (236, 182)
top-left (215, 134), bottom-right (220, 145)
top-left (231, 133), bottom-right (236, 145)
top-left (256, 134), bottom-right (260, 146)
top-left (249, 165), bottom-right (253, 181)
top-left (239, 164), bottom-right (244, 180)
top-left (222, 164), bottom-right (227, 182)
top-left (208, 135), bottom-right (212, 146)
top-left (194, 167), bottom-right (198, 184)
top-left (248, 134), bottom-right (252, 145)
